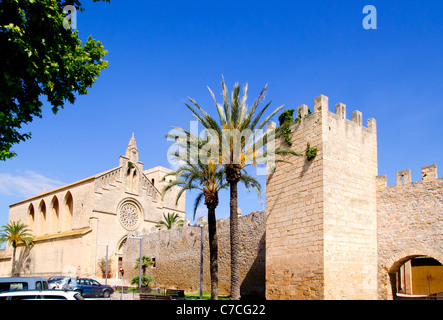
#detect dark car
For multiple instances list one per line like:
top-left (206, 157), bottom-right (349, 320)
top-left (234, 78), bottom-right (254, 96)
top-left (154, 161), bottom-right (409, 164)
top-left (74, 278), bottom-right (113, 298)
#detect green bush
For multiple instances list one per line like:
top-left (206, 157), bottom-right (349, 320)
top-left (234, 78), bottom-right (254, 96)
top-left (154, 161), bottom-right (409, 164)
top-left (131, 275), bottom-right (154, 288)
top-left (306, 143), bottom-right (318, 161)
top-left (278, 109), bottom-right (295, 146)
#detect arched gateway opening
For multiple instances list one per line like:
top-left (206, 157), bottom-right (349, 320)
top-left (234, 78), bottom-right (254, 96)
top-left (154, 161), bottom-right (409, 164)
top-left (116, 236), bottom-right (127, 279)
top-left (387, 250), bottom-right (443, 299)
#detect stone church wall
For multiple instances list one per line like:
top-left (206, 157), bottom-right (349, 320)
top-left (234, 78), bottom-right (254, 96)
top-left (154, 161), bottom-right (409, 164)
top-left (0, 135), bottom-right (187, 278)
top-left (2, 178), bottom-right (96, 277)
top-left (122, 210), bottom-right (266, 297)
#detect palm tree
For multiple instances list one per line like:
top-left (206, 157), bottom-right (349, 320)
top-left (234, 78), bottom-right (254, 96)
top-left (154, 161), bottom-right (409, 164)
top-left (184, 77), bottom-right (299, 299)
top-left (0, 220), bottom-right (34, 276)
top-left (131, 275), bottom-right (154, 288)
top-left (134, 256), bottom-right (155, 275)
top-left (162, 134), bottom-right (260, 300)
top-left (98, 257), bottom-right (113, 278)
top-left (155, 212), bottom-right (184, 230)
top-left (162, 161), bottom-right (225, 300)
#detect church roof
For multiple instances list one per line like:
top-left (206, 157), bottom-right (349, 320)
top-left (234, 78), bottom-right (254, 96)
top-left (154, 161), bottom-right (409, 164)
top-left (9, 134), bottom-right (166, 208)
top-left (9, 167), bottom-right (119, 208)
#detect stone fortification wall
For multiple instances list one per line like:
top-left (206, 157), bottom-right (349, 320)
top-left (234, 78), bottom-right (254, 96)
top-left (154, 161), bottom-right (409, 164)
top-left (376, 164), bottom-right (443, 299)
top-left (266, 94), bottom-right (378, 300)
top-left (266, 98), bottom-right (325, 300)
top-left (321, 97), bottom-right (378, 300)
top-left (122, 211), bottom-right (265, 297)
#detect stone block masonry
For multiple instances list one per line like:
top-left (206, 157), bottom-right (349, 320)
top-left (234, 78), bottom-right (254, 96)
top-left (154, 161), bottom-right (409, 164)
top-left (122, 211), bottom-right (266, 297)
top-left (377, 164), bottom-right (443, 299)
top-left (118, 98), bottom-right (441, 300)
top-left (2, 121), bottom-right (439, 299)
top-left (266, 94), bottom-right (378, 300)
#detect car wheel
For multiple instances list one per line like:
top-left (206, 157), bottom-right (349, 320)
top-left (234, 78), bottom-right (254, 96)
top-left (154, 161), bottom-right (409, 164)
top-left (75, 289), bottom-right (83, 296)
top-left (103, 290), bottom-right (111, 298)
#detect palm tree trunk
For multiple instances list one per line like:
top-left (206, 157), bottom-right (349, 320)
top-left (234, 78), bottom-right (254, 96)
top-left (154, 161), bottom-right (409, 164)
top-left (207, 205), bottom-right (218, 300)
top-left (11, 245), bottom-right (16, 277)
top-left (229, 180), bottom-right (241, 300)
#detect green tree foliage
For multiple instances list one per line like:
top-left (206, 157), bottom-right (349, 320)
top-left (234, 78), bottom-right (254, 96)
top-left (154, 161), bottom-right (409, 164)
top-left (98, 256), bottom-right (112, 277)
top-left (278, 109), bottom-right (295, 146)
top-left (131, 275), bottom-right (154, 288)
top-left (0, 0), bottom-right (110, 160)
top-left (134, 256), bottom-right (154, 275)
top-left (306, 142), bottom-right (318, 161)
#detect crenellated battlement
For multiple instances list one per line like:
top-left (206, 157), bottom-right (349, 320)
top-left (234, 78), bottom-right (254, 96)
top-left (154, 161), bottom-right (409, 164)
top-left (287, 94), bottom-right (377, 133)
top-left (376, 164), bottom-right (439, 192)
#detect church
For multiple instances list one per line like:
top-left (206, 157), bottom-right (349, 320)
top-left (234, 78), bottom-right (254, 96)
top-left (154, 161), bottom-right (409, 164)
top-left (0, 135), bottom-right (186, 279)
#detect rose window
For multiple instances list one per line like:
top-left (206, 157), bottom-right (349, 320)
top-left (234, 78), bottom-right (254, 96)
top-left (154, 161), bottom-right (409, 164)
top-left (119, 202), bottom-right (140, 229)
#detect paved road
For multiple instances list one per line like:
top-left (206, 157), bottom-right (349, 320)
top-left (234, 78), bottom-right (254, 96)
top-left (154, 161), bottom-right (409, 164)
top-left (84, 293), bottom-right (139, 300)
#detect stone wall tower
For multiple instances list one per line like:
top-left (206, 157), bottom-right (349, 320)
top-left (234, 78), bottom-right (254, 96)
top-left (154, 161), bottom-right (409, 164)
top-left (266, 95), bottom-right (378, 300)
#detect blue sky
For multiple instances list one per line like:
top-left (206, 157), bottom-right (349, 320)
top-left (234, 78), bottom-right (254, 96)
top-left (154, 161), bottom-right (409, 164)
top-left (0, 0), bottom-right (442, 229)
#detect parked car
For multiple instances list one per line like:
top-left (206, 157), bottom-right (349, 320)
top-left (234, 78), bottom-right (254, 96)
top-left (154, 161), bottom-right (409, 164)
top-left (48, 276), bottom-right (78, 290)
top-left (74, 278), bottom-right (113, 298)
top-left (0, 289), bottom-right (83, 300)
top-left (48, 276), bottom-right (65, 289)
top-left (0, 277), bottom-right (48, 293)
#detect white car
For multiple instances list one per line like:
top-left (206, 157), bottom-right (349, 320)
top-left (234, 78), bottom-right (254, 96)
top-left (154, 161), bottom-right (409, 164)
top-left (0, 290), bottom-right (84, 300)
top-left (48, 277), bottom-right (77, 290)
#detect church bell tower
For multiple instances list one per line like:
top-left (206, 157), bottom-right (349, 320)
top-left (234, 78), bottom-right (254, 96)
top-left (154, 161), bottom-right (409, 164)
top-left (125, 133), bottom-right (139, 163)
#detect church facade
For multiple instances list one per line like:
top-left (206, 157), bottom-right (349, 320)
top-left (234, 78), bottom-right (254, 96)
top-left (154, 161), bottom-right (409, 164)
top-left (0, 135), bottom-right (185, 279)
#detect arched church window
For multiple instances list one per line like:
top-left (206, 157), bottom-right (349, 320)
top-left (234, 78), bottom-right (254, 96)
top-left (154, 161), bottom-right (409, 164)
top-left (132, 169), bottom-right (138, 193)
top-left (63, 192), bottom-right (73, 232)
top-left (126, 167), bottom-right (131, 191)
top-left (38, 200), bottom-right (46, 235)
top-left (27, 204), bottom-right (35, 235)
top-left (50, 196), bottom-right (59, 234)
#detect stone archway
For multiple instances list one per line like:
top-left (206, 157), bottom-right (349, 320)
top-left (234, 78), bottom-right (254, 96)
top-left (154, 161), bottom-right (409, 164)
top-left (116, 235), bottom-right (128, 279)
top-left (382, 248), bottom-right (443, 299)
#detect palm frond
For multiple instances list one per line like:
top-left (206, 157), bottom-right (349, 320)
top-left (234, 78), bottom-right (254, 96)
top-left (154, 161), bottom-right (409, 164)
top-left (240, 174), bottom-right (261, 198)
top-left (193, 192), bottom-right (205, 220)
top-left (256, 104), bottom-right (285, 131)
top-left (221, 76), bottom-right (232, 127)
top-left (155, 212), bottom-right (184, 230)
top-left (207, 86), bottom-right (227, 124)
top-left (0, 220), bottom-right (34, 248)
